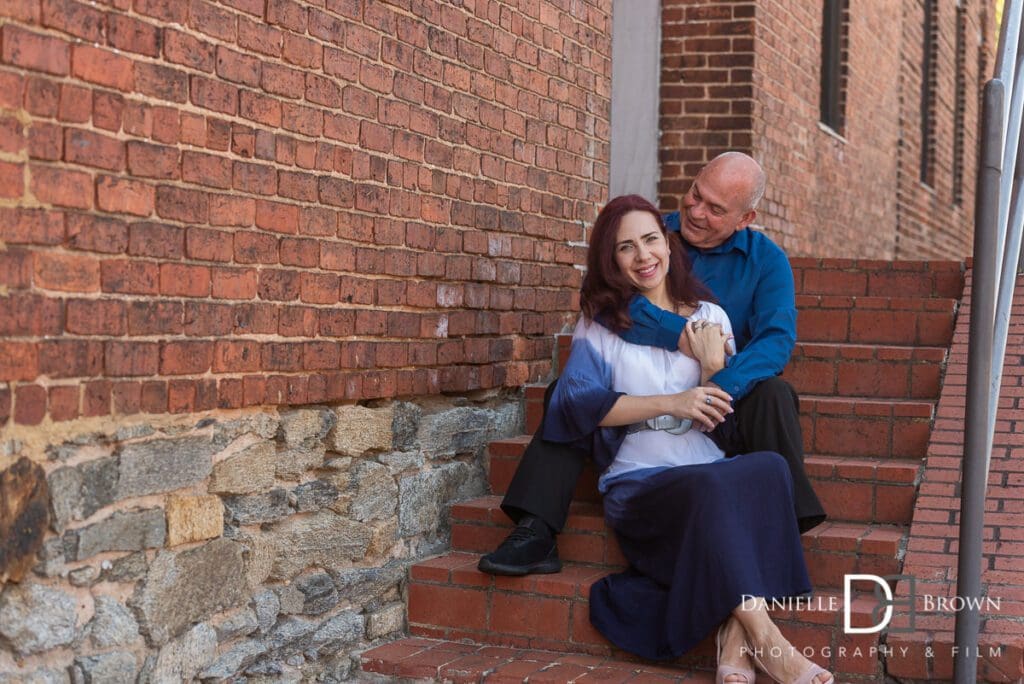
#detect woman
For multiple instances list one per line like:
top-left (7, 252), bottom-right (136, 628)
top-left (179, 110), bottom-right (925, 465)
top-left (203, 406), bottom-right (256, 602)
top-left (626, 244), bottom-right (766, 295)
top-left (542, 195), bottom-right (833, 684)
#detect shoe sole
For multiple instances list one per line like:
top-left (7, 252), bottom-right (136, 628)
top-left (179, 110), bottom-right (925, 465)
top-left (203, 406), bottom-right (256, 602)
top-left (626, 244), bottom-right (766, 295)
top-left (476, 558), bottom-right (563, 576)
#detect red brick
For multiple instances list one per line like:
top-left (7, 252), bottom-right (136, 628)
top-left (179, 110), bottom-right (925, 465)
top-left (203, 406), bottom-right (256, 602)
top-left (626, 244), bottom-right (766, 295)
top-left (408, 583), bottom-right (488, 631)
top-left (65, 214), bottom-right (126, 254)
top-left (0, 160), bottom-right (24, 199)
top-left (189, 0), bottom-right (237, 42)
top-left (97, 175), bottom-right (154, 216)
top-left (101, 259), bottom-right (159, 294)
top-left (107, 13), bottom-right (161, 56)
top-left (257, 269), bottom-right (300, 301)
top-left (105, 341), bottom-right (159, 376)
top-left (34, 252), bottom-right (100, 291)
top-left (216, 45), bottom-right (261, 87)
top-left (2, 25), bottom-right (70, 75)
top-left (161, 341), bottom-right (213, 375)
top-left (0, 342), bottom-right (38, 381)
top-left (82, 380), bottom-right (111, 417)
top-left (184, 301), bottom-right (233, 336)
top-left (134, 0), bottom-right (188, 24)
top-left (127, 141), bottom-right (179, 179)
top-left (211, 267), bottom-right (257, 300)
top-left (256, 200), bottom-right (299, 234)
top-left (71, 45), bottom-right (132, 89)
top-left (0, 208), bottom-right (63, 245)
top-left (66, 298), bottom-right (126, 335)
top-left (128, 300), bottom-right (182, 335)
top-left (47, 385), bottom-right (79, 422)
top-left (210, 194), bottom-right (255, 226)
top-left (128, 222), bottom-right (184, 259)
top-left (14, 384), bottom-right (46, 425)
top-left (262, 342), bottom-right (303, 371)
top-left (160, 263), bottom-right (210, 297)
top-left (234, 231), bottom-right (279, 264)
top-left (181, 151), bottom-right (232, 189)
top-left (156, 185), bottom-right (208, 223)
top-left (213, 340), bottom-right (261, 372)
top-left (30, 164), bottom-right (93, 209)
top-left (27, 121), bottom-right (61, 160)
top-left (62, 129), bottom-right (123, 172)
top-left (186, 227), bottom-right (234, 262)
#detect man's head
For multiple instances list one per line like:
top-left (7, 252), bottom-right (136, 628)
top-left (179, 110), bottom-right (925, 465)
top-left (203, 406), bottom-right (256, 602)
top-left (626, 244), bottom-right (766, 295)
top-left (680, 151), bottom-right (765, 250)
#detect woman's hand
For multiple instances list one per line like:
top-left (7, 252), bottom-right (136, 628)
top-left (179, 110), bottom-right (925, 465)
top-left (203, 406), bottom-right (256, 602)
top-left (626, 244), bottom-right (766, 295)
top-left (665, 385), bottom-right (733, 432)
top-left (685, 320), bottom-right (733, 383)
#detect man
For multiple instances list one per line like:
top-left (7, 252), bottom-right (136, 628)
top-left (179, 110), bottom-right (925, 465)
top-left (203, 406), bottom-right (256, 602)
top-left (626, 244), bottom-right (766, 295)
top-left (478, 152), bottom-right (826, 576)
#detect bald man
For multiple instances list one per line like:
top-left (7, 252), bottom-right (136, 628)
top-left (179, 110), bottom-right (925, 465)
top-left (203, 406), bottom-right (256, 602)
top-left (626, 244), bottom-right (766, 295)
top-left (479, 152), bottom-right (825, 576)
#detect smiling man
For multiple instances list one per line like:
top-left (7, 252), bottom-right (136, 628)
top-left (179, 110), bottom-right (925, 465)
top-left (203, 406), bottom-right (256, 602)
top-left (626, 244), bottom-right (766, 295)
top-left (478, 151), bottom-right (825, 577)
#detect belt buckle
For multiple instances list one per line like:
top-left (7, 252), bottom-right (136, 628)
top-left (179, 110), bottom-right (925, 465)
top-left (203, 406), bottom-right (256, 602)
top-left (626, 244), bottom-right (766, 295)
top-left (645, 415), bottom-right (674, 431)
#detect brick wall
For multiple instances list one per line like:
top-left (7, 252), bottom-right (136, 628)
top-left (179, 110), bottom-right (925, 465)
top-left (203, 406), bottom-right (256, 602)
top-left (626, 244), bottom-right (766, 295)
top-left (658, 0), bottom-right (755, 211)
top-left (0, 0), bottom-right (610, 430)
top-left (658, 0), bottom-right (992, 260)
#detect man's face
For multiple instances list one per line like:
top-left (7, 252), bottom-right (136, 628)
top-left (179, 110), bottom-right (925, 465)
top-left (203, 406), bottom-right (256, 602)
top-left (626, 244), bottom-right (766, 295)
top-left (680, 164), bottom-right (756, 250)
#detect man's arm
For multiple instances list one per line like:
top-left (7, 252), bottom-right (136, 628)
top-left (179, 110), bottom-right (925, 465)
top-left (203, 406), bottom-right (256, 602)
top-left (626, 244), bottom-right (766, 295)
top-left (708, 246), bottom-right (796, 399)
top-left (617, 296), bottom-right (690, 351)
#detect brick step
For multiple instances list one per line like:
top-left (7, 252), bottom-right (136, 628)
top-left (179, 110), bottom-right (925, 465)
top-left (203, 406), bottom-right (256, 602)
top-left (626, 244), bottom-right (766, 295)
top-left (796, 294), bottom-right (957, 346)
top-left (360, 636), bottom-right (714, 683)
top-left (783, 342), bottom-right (946, 399)
top-left (450, 496), bottom-right (908, 590)
top-left (488, 438), bottom-right (922, 524)
top-left (790, 258), bottom-right (964, 298)
top-left (526, 390), bottom-right (935, 461)
top-left (800, 395), bottom-right (933, 460)
top-left (404, 554), bottom-right (887, 681)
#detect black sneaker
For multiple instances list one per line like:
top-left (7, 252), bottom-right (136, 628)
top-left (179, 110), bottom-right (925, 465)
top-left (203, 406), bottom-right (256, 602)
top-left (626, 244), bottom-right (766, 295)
top-left (477, 516), bottom-right (562, 576)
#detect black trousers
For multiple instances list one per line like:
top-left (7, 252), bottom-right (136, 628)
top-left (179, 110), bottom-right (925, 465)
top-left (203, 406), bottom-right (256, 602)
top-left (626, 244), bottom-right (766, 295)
top-left (501, 376), bottom-right (827, 534)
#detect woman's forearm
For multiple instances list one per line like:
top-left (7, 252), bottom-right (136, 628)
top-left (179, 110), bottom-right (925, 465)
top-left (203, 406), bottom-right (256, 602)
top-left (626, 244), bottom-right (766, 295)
top-left (598, 395), bottom-right (671, 427)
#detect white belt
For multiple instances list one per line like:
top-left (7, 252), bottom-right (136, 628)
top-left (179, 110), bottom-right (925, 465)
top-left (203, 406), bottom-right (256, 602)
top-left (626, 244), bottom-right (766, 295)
top-left (626, 415), bottom-right (692, 435)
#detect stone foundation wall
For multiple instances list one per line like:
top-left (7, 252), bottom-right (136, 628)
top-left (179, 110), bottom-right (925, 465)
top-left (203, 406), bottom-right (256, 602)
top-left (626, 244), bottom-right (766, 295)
top-left (0, 392), bottom-right (520, 682)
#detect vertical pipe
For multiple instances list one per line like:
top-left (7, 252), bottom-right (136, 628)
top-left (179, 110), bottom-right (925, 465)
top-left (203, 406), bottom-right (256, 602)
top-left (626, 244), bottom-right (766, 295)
top-left (953, 79), bottom-right (1005, 684)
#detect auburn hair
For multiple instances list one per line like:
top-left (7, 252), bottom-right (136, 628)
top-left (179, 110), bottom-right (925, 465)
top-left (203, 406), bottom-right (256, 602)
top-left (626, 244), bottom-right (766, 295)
top-left (580, 194), bottom-right (713, 331)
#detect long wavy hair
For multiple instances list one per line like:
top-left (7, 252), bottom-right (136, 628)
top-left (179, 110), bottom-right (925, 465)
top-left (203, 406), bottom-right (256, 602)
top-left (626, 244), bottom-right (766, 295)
top-left (580, 195), bottom-right (713, 331)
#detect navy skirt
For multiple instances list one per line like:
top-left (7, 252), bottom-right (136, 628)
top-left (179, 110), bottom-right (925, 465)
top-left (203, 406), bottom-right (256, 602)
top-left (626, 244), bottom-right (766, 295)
top-left (589, 451), bottom-right (811, 661)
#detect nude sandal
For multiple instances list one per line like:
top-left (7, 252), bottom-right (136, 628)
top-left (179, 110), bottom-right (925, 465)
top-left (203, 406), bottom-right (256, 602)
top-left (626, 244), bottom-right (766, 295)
top-left (716, 622), bottom-right (756, 684)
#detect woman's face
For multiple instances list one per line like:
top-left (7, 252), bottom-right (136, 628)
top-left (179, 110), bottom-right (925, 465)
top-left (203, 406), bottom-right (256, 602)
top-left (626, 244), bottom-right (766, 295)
top-left (613, 210), bottom-right (670, 299)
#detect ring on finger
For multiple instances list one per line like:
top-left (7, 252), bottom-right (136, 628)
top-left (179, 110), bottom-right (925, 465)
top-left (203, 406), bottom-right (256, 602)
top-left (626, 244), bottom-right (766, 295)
top-left (705, 396), bottom-right (713, 405)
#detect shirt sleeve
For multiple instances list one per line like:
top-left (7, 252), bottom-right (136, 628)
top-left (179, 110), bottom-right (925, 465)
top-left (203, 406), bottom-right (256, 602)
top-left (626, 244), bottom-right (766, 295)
top-left (709, 245), bottom-right (796, 399)
top-left (541, 321), bottom-right (627, 471)
top-left (615, 295), bottom-right (689, 351)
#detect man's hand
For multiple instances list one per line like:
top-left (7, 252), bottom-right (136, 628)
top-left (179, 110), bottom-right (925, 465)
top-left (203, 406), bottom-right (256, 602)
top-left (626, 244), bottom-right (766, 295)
top-left (685, 320), bottom-right (733, 383)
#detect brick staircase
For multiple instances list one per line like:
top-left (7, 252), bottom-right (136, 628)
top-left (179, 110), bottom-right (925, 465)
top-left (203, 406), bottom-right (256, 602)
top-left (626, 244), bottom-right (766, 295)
top-left (361, 259), bottom-right (965, 683)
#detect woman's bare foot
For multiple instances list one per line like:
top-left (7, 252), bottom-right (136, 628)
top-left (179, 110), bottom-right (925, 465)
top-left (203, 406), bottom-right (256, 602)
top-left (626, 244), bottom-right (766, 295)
top-left (744, 620), bottom-right (833, 684)
top-left (718, 616), bottom-right (755, 684)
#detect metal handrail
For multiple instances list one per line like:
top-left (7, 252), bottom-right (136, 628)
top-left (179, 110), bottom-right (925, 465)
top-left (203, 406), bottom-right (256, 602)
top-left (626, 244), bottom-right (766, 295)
top-left (953, 1), bottom-right (1024, 682)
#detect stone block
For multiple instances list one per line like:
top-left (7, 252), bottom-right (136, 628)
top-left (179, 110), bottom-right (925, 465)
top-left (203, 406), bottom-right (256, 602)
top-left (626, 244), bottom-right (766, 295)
top-left (150, 622), bottom-right (217, 682)
top-left (0, 457), bottom-right (49, 583)
top-left (391, 402), bottom-right (422, 450)
top-left (99, 550), bottom-right (147, 583)
top-left (198, 638), bottom-right (264, 680)
top-left (295, 572), bottom-right (338, 615)
top-left (63, 508), bottom-right (166, 561)
top-left (275, 446), bottom-right (325, 480)
top-left (331, 562), bottom-right (405, 604)
top-left (236, 531), bottom-right (275, 589)
top-left (292, 480), bottom-right (339, 512)
top-left (416, 403), bottom-right (519, 459)
top-left (0, 583), bottom-right (78, 655)
top-left (350, 461), bottom-right (398, 522)
top-left (213, 412), bottom-right (280, 443)
top-left (367, 601), bottom-right (405, 639)
top-left (278, 408), bottom-right (333, 447)
top-left (48, 456), bottom-right (119, 530)
top-left (213, 607), bottom-right (259, 642)
top-left (68, 565), bottom-right (99, 587)
top-left (132, 538), bottom-right (247, 645)
top-left (223, 488), bottom-right (291, 525)
top-left (87, 596), bottom-right (140, 649)
top-left (252, 589), bottom-right (280, 634)
top-left (208, 441), bottom-right (275, 494)
top-left (73, 651), bottom-right (137, 684)
top-left (277, 585), bottom-right (305, 615)
top-left (117, 436), bottom-right (215, 499)
top-left (310, 610), bottom-right (363, 651)
top-left (32, 537), bottom-right (66, 577)
top-left (165, 494), bottom-right (223, 546)
top-left (266, 510), bottom-right (371, 580)
top-left (328, 405), bottom-right (393, 456)
top-left (0, 668), bottom-right (69, 684)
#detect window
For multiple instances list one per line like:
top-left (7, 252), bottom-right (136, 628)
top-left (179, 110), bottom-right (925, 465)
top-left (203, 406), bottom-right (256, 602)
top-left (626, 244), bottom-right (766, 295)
top-left (952, 3), bottom-right (967, 204)
top-left (819, 0), bottom-right (848, 133)
top-left (920, 0), bottom-right (938, 186)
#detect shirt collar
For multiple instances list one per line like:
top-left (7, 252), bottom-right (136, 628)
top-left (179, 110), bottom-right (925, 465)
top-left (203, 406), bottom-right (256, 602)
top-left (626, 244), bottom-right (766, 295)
top-left (688, 228), bottom-right (752, 255)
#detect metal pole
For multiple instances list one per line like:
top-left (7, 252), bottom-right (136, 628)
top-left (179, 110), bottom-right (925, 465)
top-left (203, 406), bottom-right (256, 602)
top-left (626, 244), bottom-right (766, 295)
top-left (953, 79), bottom-right (1005, 684)
top-left (988, 54), bottom-right (1024, 441)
